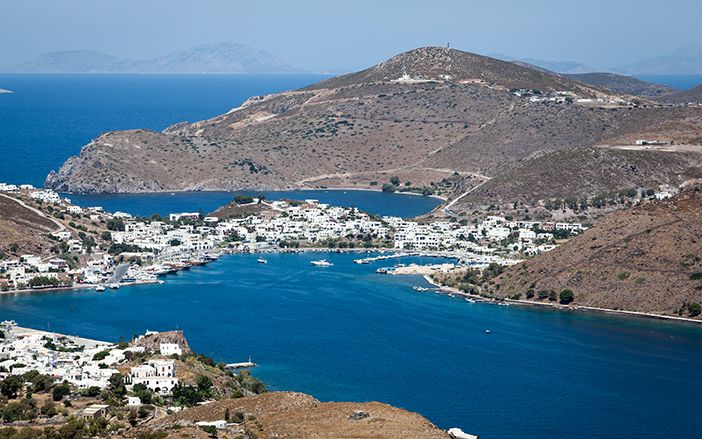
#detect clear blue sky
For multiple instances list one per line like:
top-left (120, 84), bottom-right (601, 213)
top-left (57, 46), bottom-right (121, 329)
top-left (2, 0), bottom-right (700, 71)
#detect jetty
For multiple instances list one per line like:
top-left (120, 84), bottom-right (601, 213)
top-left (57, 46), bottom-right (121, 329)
top-left (226, 357), bottom-right (257, 369)
top-left (354, 252), bottom-right (417, 264)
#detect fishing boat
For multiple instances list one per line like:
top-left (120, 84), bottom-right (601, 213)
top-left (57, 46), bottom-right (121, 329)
top-left (311, 259), bottom-right (333, 267)
top-left (257, 258), bottom-right (268, 264)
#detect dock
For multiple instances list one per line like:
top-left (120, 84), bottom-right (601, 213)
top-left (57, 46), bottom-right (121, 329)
top-left (225, 357), bottom-right (257, 369)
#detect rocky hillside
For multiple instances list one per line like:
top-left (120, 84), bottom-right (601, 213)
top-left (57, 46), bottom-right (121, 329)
top-left (46, 47), bottom-right (702, 213)
top-left (0, 194), bottom-right (59, 258)
top-left (664, 84), bottom-right (702, 104)
top-left (142, 391), bottom-right (451, 439)
top-left (489, 182), bottom-right (702, 318)
top-left (566, 72), bottom-right (676, 99)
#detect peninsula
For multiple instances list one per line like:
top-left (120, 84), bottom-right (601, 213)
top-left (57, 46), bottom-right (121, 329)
top-left (46, 47), bottom-right (702, 218)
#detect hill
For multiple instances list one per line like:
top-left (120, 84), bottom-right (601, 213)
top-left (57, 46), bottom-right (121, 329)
top-left (0, 193), bottom-right (60, 258)
top-left (617, 46), bottom-right (702, 74)
top-left (6, 50), bottom-right (125, 73)
top-left (144, 391), bottom-right (451, 439)
top-left (4, 43), bottom-right (299, 74)
top-left (45, 47), bottom-right (702, 213)
top-left (566, 72), bottom-right (676, 99)
top-left (663, 84), bottom-right (702, 104)
top-left (488, 182), bottom-right (702, 318)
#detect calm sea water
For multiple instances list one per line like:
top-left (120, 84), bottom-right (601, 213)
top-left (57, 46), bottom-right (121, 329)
top-left (634, 74), bottom-right (702, 90)
top-left (65, 190), bottom-right (441, 218)
top-left (0, 73), bottom-right (329, 187)
top-left (0, 252), bottom-right (700, 439)
top-left (1, 74), bottom-right (701, 439)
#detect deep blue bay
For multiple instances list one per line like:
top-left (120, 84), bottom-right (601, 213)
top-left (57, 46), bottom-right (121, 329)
top-left (0, 253), bottom-right (701, 439)
top-left (0, 74), bottom-right (701, 439)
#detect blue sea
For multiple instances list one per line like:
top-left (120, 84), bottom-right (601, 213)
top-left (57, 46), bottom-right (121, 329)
top-left (0, 253), bottom-right (700, 439)
top-left (1, 74), bottom-right (701, 439)
top-left (633, 74), bottom-right (702, 90)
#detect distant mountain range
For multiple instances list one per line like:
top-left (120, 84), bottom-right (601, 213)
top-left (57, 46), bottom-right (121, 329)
top-left (491, 47), bottom-right (702, 75)
top-left (3, 43), bottom-right (302, 74)
top-left (616, 46), bottom-right (702, 74)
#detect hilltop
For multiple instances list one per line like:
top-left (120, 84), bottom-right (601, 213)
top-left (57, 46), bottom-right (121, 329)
top-left (4, 43), bottom-right (300, 74)
top-left (46, 47), bottom-right (702, 215)
top-left (487, 183), bottom-right (702, 318)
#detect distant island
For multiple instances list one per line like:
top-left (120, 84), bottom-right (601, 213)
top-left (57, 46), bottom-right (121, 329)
top-left (2, 43), bottom-right (303, 74)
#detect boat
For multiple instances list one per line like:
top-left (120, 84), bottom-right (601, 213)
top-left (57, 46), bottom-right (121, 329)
top-left (257, 258), bottom-right (268, 264)
top-left (465, 298), bottom-right (475, 303)
top-left (412, 286), bottom-right (429, 292)
top-left (95, 285), bottom-right (106, 292)
top-left (485, 329), bottom-right (491, 334)
top-left (311, 259), bottom-right (333, 267)
top-left (108, 283), bottom-right (120, 290)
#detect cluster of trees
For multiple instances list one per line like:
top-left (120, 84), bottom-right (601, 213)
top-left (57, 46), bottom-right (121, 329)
top-left (543, 188), bottom-right (654, 213)
top-left (27, 276), bottom-right (61, 288)
top-left (0, 372), bottom-right (70, 422)
top-left (171, 375), bottom-right (213, 407)
top-left (106, 218), bottom-right (125, 231)
top-left (524, 288), bottom-right (574, 304)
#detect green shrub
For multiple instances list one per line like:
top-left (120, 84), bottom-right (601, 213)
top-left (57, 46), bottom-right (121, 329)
top-left (559, 289), bottom-right (574, 304)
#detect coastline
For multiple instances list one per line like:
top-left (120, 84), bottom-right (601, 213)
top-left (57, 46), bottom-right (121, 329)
top-left (58, 186), bottom-right (449, 202)
top-left (422, 275), bottom-right (702, 326)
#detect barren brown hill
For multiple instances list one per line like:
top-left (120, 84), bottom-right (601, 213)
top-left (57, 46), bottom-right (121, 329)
top-left (565, 72), bottom-right (676, 99)
top-left (0, 193), bottom-right (60, 258)
top-left (663, 84), bottom-right (702, 104)
top-left (45, 47), bottom-right (702, 211)
top-left (143, 391), bottom-right (450, 439)
top-left (488, 183), bottom-right (702, 318)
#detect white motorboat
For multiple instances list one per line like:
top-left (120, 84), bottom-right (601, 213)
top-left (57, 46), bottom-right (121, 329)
top-left (311, 259), bottom-right (333, 267)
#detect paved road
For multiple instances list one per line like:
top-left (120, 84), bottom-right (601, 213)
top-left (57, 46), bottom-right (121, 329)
top-left (107, 263), bottom-right (130, 284)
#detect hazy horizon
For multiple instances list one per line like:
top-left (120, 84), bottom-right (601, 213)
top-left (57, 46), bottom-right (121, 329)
top-left (2, 0), bottom-right (702, 72)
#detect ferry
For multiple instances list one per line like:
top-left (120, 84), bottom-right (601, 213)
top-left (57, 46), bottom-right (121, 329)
top-left (257, 258), bottom-right (268, 264)
top-left (311, 259), bottom-right (333, 267)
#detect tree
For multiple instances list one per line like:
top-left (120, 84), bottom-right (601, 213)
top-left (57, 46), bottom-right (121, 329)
top-left (0, 375), bottom-right (24, 399)
top-left (559, 289), bottom-right (574, 304)
top-left (196, 375), bottom-right (213, 393)
top-left (108, 373), bottom-right (127, 397)
top-left (688, 303), bottom-right (701, 317)
top-left (381, 183), bottom-right (397, 193)
top-left (389, 176), bottom-right (400, 186)
top-left (52, 382), bottom-right (71, 401)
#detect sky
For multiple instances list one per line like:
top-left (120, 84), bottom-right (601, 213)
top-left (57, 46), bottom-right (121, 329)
top-left (1, 0), bottom-right (701, 72)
